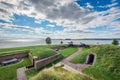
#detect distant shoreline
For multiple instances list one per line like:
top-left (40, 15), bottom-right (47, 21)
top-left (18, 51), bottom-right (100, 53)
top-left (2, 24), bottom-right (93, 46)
top-left (53, 38), bottom-right (120, 40)
top-left (0, 38), bottom-right (120, 41)
top-left (0, 39), bottom-right (120, 49)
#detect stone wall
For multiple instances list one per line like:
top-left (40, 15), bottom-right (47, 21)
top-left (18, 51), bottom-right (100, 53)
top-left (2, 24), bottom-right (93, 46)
top-left (52, 46), bottom-right (67, 51)
top-left (0, 51), bottom-right (29, 62)
top-left (28, 53), bottom-right (34, 64)
top-left (34, 54), bottom-right (61, 70)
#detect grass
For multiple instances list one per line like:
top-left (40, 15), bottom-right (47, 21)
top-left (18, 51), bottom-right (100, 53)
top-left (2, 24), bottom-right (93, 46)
top-left (0, 57), bottom-right (31, 80)
top-left (30, 47), bottom-right (57, 59)
top-left (89, 44), bottom-right (120, 80)
top-left (70, 48), bottom-right (90, 64)
top-left (82, 67), bottom-right (112, 80)
top-left (26, 56), bottom-right (63, 79)
top-left (0, 45), bottom-right (66, 56)
top-left (0, 45), bottom-right (66, 80)
top-left (59, 47), bottom-right (78, 57)
top-left (26, 47), bottom-right (79, 79)
top-left (70, 44), bottom-right (120, 80)
top-left (28, 66), bottom-right (89, 80)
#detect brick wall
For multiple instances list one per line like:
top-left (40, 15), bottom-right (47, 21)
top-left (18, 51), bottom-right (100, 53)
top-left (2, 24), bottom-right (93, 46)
top-left (0, 51), bottom-right (28, 62)
top-left (34, 54), bottom-right (61, 70)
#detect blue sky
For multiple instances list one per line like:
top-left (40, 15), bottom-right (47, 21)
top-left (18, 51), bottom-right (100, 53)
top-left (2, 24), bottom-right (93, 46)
top-left (0, 0), bottom-right (120, 39)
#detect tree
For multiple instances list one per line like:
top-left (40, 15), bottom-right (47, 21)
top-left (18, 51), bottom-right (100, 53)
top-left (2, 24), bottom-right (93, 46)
top-left (112, 39), bottom-right (119, 45)
top-left (45, 37), bottom-right (51, 44)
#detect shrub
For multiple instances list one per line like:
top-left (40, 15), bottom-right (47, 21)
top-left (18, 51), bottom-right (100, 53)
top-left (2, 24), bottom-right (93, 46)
top-left (112, 39), bottom-right (119, 45)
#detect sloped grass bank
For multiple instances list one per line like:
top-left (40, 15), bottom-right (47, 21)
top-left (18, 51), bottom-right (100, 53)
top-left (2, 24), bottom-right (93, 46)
top-left (87, 45), bottom-right (120, 80)
top-left (70, 48), bottom-right (90, 64)
top-left (0, 45), bottom-right (66, 80)
top-left (59, 48), bottom-right (78, 57)
top-left (70, 45), bottom-right (120, 80)
top-left (30, 47), bottom-right (57, 59)
top-left (26, 47), bottom-right (78, 79)
top-left (28, 67), bottom-right (89, 80)
top-left (0, 57), bottom-right (31, 80)
top-left (0, 45), bottom-right (66, 56)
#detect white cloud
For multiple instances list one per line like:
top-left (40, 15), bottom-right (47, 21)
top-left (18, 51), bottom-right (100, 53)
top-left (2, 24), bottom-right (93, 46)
top-left (86, 2), bottom-right (94, 9)
top-left (47, 24), bottom-right (55, 27)
top-left (111, 0), bottom-right (117, 3)
top-left (0, 23), bottom-right (50, 34)
top-left (98, 2), bottom-right (118, 8)
top-left (34, 19), bottom-right (44, 24)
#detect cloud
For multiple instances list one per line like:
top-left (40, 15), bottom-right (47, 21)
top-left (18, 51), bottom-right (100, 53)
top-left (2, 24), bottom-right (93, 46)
top-left (0, 22), bottom-right (55, 38)
top-left (29, 0), bottom-right (91, 23)
top-left (47, 24), bottom-right (55, 27)
top-left (64, 29), bottom-right (95, 33)
top-left (86, 2), bottom-right (94, 9)
top-left (0, 8), bottom-right (8, 13)
top-left (0, 0), bottom-right (120, 39)
top-left (34, 19), bottom-right (44, 24)
top-left (1, 1), bottom-right (15, 8)
top-left (0, 23), bottom-right (49, 34)
top-left (29, 0), bottom-right (120, 31)
top-left (0, 0), bottom-right (119, 30)
top-left (98, 2), bottom-right (118, 8)
top-left (111, 0), bottom-right (117, 3)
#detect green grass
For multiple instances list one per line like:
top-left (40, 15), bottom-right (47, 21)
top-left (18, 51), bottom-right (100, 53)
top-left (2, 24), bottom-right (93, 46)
top-left (59, 48), bottom-right (78, 57)
top-left (70, 44), bottom-right (120, 80)
top-left (28, 67), bottom-right (88, 80)
top-left (30, 47), bottom-right (57, 59)
top-left (0, 57), bottom-right (32, 80)
top-left (0, 45), bottom-right (66, 80)
top-left (0, 45), bottom-right (66, 56)
top-left (82, 67), bottom-right (112, 80)
top-left (26, 56), bottom-right (63, 79)
top-left (70, 48), bottom-right (90, 64)
top-left (89, 44), bottom-right (120, 80)
top-left (26, 47), bottom-right (78, 79)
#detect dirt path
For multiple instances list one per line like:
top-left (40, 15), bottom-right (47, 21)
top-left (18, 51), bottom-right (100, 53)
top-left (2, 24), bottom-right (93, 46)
top-left (17, 67), bottom-right (27, 80)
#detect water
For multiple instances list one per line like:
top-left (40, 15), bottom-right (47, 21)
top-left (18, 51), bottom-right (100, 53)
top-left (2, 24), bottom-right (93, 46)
top-left (0, 39), bottom-right (120, 48)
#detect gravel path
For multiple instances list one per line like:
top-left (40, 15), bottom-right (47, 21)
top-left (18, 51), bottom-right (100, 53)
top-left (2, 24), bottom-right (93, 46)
top-left (61, 48), bottom-right (89, 72)
top-left (17, 67), bottom-right (27, 80)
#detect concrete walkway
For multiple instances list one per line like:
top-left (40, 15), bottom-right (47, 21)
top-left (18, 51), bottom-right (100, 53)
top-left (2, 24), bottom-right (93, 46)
top-left (17, 67), bottom-right (27, 80)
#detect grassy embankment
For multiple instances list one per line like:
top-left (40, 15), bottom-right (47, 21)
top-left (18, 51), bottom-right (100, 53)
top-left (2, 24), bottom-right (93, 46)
top-left (71, 44), bottom-right (120, 80)
top-left (0, 45), bottom-right (66, 80)
top-left (0, 57), bottom-right (31, 80)
top-left (30, 47), bottom-right (57, 59)
top-left (0, 45), bottom-right (66, 56)
top-left (70, 48), bottom-right (90, 64)
top-left (26, 47), bottom-right (78, 79)
top-left (59, 47), bottom-right (78, 57)
top-left (28, 64), bottom-right (90, 80)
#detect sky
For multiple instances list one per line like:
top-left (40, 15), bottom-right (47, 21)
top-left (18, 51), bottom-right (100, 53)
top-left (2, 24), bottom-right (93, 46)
top-left (0, 0), bottom-right (120, 39)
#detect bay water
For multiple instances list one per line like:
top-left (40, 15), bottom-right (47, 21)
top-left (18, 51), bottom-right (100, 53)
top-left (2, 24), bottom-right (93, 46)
top-left (0, 39), bottom-right (120, 48)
